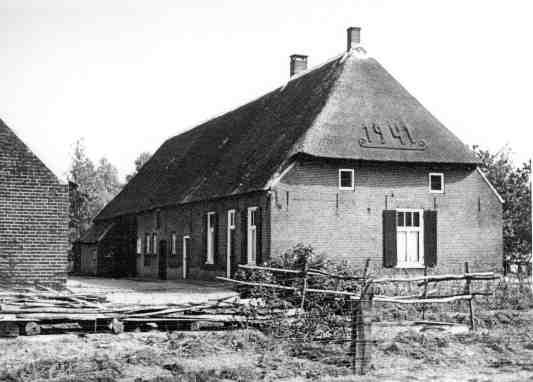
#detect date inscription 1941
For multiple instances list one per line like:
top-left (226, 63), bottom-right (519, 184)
top-left (359, 121), bottom-right (426, 151)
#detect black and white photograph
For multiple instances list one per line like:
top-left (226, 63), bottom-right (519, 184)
top-left (0, 1), bottom-right (532, 381)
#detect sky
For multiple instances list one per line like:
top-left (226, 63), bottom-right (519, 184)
top-left (1, 0), bottom-right (532, 182)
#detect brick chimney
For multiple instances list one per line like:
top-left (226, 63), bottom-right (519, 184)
top-left (290, 54), bottom-right (308, 77)
top-left (347, 27), bottom-right (361, 51)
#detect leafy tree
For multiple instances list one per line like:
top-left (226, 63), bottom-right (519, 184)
top-left (68, 139), bottom-right (123, 241)
top-left (68, 139), bottom-right (97, 241)
top-left (125, 151), bottom-right (151, 182)
top-left (95, 157), bottom-right (122, 208)
top-left (473, 145), bottom-right (531, 261)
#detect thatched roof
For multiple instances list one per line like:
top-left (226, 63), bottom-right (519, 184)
top-left (96, 49), bottom-right (479, 220)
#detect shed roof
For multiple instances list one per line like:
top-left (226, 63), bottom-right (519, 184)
top-left (78, 222), bottom-right (115, 244)
top-left (96, 49), bottom-right (479, 221)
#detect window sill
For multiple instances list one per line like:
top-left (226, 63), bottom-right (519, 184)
top-left (395, 264), bottom-right (425, 269)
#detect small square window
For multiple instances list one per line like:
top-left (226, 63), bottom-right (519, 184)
top-left (339, 169), bottom-right (355, 190)
top-left (429, 173), bottom-right (444, 193)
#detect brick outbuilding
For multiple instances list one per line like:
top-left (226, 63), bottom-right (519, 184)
top-left (0, 119), bottom-right (69, 285)
top-left (87, 27), bottom-right (503, 280)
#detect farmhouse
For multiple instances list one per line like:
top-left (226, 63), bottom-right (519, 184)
top-left (85, 27), bottom-right (503, 280)
top-left (0, 119), bottom-right (69, 285)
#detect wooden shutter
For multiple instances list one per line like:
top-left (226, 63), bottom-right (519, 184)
top-left (202, 213), bottom-right (208, 265)
top-left (213, 212), bottom-right (219, 266)
top-left (255, 207), bottom-right (262, 265)
top-left (241, 210), bottom-right (248, 265)
top-left (424, 210), bottom-right (438, 267)
top-left (383, 210), bottom-right (397, 268)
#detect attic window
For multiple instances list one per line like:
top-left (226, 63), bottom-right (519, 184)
top-left (429, 173), bottom-right (444, 193)
top-left (339, 169), bottom-right (355, 190)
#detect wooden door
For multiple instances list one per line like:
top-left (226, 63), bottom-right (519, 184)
top-left (158, 240), bottom-right (167, 280)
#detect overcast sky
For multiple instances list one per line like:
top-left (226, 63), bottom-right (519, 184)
top-left (1, 0), bottom-right (532, 181)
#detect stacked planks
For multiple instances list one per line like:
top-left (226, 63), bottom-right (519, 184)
top-left (0, 284), bottom-right (297, 337)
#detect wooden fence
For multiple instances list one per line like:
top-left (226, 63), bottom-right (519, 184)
top-left (217, 260), bottom-right (499, 375)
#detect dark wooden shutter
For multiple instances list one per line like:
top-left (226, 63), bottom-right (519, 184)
top-left (213, 212), bottom-right (219, 266)
top-left (383, 210), bottom-right (397, 268)
top-left (424, 210), bottom-right (438, 267)
top-left (255, 207), bottom-right (262, 265)
top-left (241, 210), bottom-right (248, 265)
top-left (202, 213), bottom-right (208, 265)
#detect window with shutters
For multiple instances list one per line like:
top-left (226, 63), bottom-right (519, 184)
top-left (429, 173), bottom-right (444, 193)
top-left (247, 207), bottom-right (258, 264)
top-left (396, 209), bottom-right (424, 268)
top-left (339, 169), bottom-right (355, 190)
top-left (206, 212), bottom-right (216, 264)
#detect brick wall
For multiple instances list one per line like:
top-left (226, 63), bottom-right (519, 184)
top-left (0, 124), bottom-right (69, 285)
top-left (134, 191), bottom-right (270, 280)
top-left (270, 157), bottom-right (503, 275)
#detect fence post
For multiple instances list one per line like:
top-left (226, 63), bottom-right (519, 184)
top-left (422, 266), bottom-right (428, 320)
top-left (464, 262), bottom-right (476, 331)
top-left (299, 256), bottom-right (309, 316)
top-left (351, 259), bottom-right (372, 375)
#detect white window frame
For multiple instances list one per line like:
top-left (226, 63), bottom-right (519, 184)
top-left (152, 233), bottom-right (158, 255)
top-left (171, 233), bottom-right (177, 255)
top-left (182, 235), bottom-right (190, 279)
top-left (206, 212), bottom-right (216, 264)
top-left (247, 207), bottom-right (258, 265)
top-left (396, 208), bottom-right (424, 268)
top-left (145, 233), bottom-right (151, 254)
top-left (429, 172), bottom-right (444, 194)
top-left (226, 209), bottom-right (236, 277)
top-left (339, 169), bottom-right (355, 190)
top-left (136, 237), bottom-right (142, 255)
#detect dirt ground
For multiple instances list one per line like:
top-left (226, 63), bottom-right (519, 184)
top-left (1, 309), bottom-right (532, 381)
top-left (67, 276), bottom-right (237, 305)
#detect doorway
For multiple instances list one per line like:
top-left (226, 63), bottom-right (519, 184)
top-left (158, 239), bottom-right (167, 280)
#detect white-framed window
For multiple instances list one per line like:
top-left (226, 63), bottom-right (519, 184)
top-left (171, 233), bottom-right (177, 255)
top-left (396, 209), bottom-right (424, 268)
top-left (206, 212), bottom-right (216, 264)
top-left (227, 209), bottom-right (236, 277)
top-left (339, 169), bottom-right (355, 190)
top-left (247, 207), bottom-right (258, 265)
top-left (429, 172), bottom-right (444, 193)
top-left (152, 233), bottom-right (158, 255)
top-left (228, 209), bottom-right (236, 229)
top-left (145, 233), bottom-right (151, 254)
top-left (136, 237), bottom-right (142, 255)
top-left (182, 235), bottom-right (190, 279)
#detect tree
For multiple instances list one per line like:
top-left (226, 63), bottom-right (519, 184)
top-left (68, 139), bottom-right (97, 242)
top-left (473, 145), bottom-right (531, 261)
top-left (68, 139), bottom-right (123, 242)
top-left (125, 151), bottom-right (151, 182)
top-left (95, 157), bottom-right (122, 208)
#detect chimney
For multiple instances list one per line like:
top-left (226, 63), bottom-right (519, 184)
top-left (347, 26), bottom-right (361, 51)
top-left (290, 54), bottom-right (308, 77)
